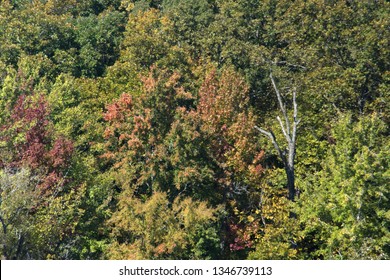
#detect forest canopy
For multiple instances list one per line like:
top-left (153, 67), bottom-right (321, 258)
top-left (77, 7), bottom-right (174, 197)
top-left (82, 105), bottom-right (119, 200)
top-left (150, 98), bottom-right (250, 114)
top-left (0, 0), bottom-right (389, 260)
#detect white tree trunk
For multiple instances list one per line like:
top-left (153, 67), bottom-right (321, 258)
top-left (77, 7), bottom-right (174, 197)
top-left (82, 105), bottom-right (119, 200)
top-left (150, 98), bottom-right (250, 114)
top-left (254, 73), bottom-right (300, 201)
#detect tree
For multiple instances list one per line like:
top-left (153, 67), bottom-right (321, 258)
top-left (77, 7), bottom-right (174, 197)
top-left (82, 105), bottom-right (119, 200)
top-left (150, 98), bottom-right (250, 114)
top-left (297, 113), bottom-right (389, 259)
top-left (255, 73), bottom-right (299, 201)
top-left (102, 66), bottom-right (265, 258)
top-left (101, 66), bottom-right (227, 259)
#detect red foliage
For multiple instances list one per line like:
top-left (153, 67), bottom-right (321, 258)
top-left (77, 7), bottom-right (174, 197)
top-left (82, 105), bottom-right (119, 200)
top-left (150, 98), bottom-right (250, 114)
top-left (104, 93), bottom-right (134, 122)
top-left (228, 222), bottom-right (260, 252)
top-left (102, 91), bottom-right (152, 170)
top-left (49, 137), bottom-right (74, 169)
top-left (196, 68), bottom-right (264, 181)
top-left (0, 93), bottom-right (74, 195)
top-left (10, 94), bottom-right (50, 168)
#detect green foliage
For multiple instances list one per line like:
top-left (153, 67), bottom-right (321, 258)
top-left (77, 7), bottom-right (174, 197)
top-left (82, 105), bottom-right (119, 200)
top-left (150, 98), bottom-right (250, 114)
top-left (0, 168), bottom-right (85, 259)
top-left (0, 168), bottom-right (38, 259)
top-left (162, 0), bottom-right (216, 58)
top-left (297, 113), bottom-right (389, 259)
top-left (74, 10), bottom-right (126, 77)
top-left (248, 182), bottom-right (299, 260)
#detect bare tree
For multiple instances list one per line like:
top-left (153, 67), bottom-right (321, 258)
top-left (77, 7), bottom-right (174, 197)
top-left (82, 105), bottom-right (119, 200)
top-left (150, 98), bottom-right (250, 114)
top-left (255, 73), bottom-right (300, 201)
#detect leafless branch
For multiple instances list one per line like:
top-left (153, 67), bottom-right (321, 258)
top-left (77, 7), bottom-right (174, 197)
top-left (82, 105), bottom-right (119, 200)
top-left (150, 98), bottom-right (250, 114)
top-left (270, 73), bottom-right (290, 137)
top-left (272, 60), bottom-right (307, 70)
top-left (277, 116), bottom-right (291, 143)
top-left (254, 125), bottom-right (286, 163)
top-left (255, 74), bottom-right (300, 201)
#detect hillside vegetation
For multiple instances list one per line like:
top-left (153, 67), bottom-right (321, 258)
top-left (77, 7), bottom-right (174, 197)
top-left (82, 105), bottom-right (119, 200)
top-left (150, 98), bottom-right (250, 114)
top-left (0, 0), bottom-right (389, 260)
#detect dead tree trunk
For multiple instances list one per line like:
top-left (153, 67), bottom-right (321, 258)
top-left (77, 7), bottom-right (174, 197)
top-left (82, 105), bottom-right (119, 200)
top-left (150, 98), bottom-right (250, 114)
top-left (254, 73), bottom-right (300, 201)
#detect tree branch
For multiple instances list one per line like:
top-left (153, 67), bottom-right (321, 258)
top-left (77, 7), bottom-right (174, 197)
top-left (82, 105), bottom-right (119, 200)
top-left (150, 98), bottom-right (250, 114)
top-left (271, 60), bottom-right (307, 70)
top-left (291, 88), bottom-right (299, 147)
top-left (254, 125), bottom-right (286, 163)
top-left (0, 215), bottom-right (7, 235)
top-left (277, 116), bottom-right (291, 143)
top-left (270, 73), bottom-right (290, 137)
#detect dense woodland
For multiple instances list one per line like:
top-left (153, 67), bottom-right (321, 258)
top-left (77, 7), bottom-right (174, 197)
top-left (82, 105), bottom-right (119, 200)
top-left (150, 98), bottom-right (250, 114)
top-left (0, 0), bottom-right (389, 260)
